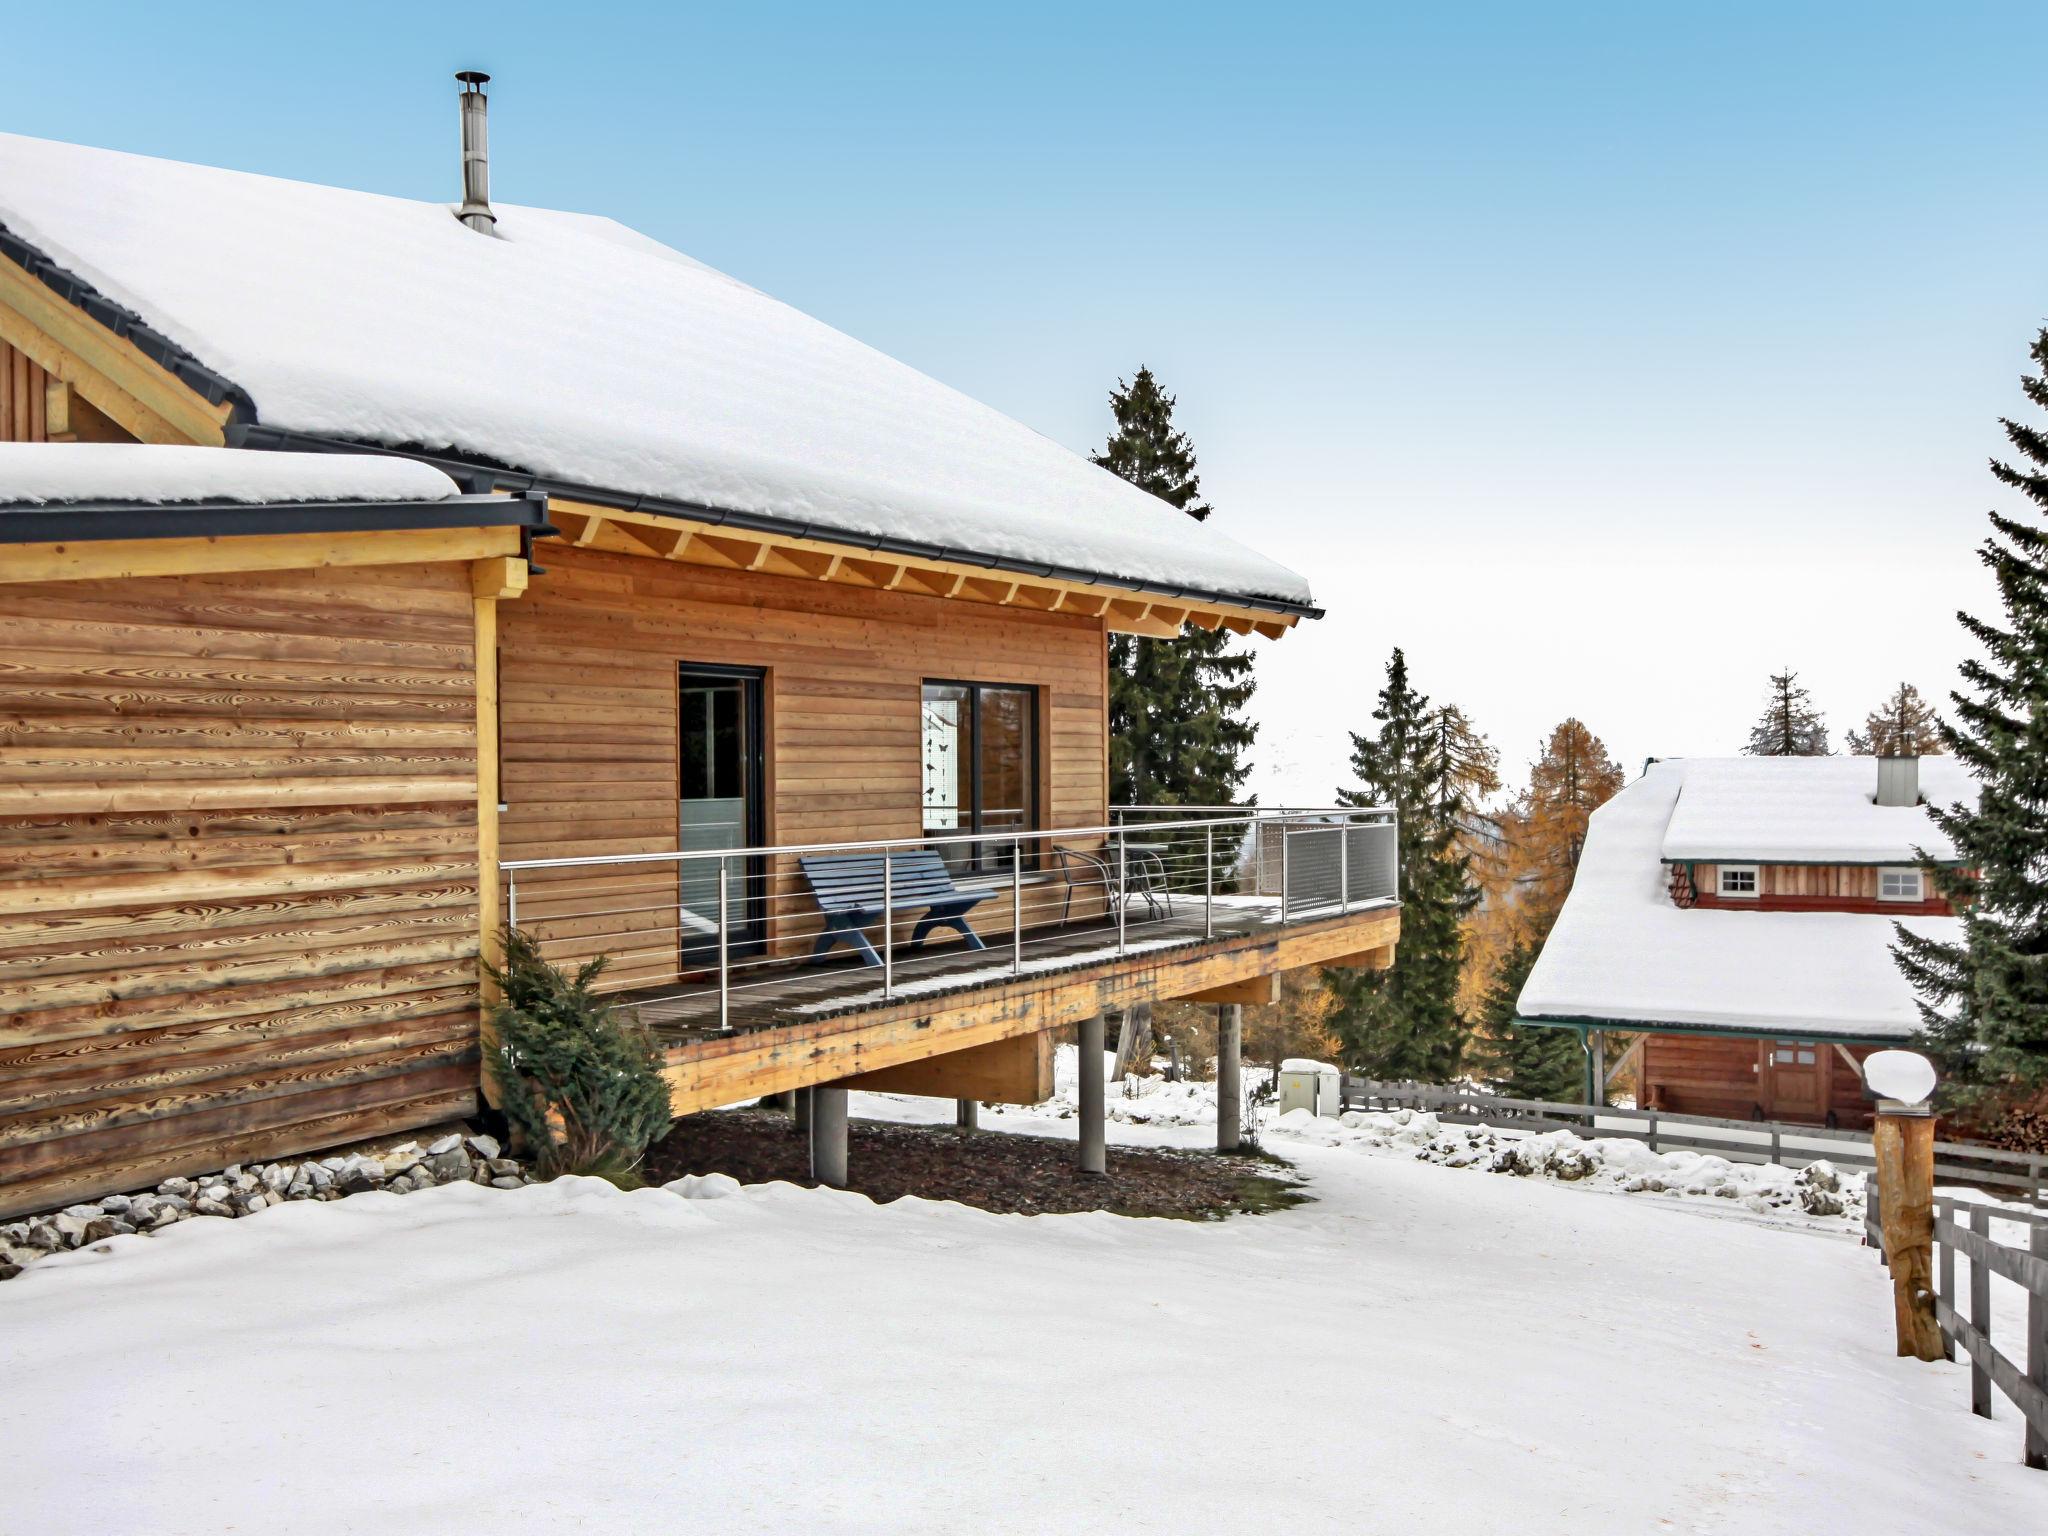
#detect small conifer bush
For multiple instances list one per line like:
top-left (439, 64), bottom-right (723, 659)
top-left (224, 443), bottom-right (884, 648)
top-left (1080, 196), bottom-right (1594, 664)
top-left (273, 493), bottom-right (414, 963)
top-left (484, 927), bottom-right (674, 1184)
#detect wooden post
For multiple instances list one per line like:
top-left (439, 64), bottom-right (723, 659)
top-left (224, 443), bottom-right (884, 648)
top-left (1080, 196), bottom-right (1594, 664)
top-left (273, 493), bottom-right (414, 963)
top-left (1935, 1197), bottom-right (1955, 1362)
top-left (1077, 1013), bottom-right (1106, 1176)
top-left (2030, 1222), bottom-right (2047, 1469)
top-left (1217, 1003), bottom-right (1243, 1152)
top-left (1969, 1205), bottom-right (1992, 1419)
top-left (1590, 1028), bottom-right (1607, 1108)
top-left (1873, 1104), bottom-right (1944, 1361)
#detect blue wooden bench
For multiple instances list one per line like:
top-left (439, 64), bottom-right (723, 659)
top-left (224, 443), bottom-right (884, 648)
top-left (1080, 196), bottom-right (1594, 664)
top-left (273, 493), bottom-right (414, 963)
top-left (798, 850), bottom-right (995, 967)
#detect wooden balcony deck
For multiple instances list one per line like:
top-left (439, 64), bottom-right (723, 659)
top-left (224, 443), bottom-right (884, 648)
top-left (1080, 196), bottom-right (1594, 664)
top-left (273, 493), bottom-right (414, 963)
top-left (627, 896), bottom-right (1401, 1116)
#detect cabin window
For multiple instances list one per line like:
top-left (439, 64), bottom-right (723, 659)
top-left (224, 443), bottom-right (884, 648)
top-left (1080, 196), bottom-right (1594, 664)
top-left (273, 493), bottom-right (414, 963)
top-left (1717, 864), bottom-right (1759, 899)
top-left (1878, 867), bottom-right (1923, 903)
top-left (921, 681), bottom-right (1038, 872)
top-left (1772, 1044), bottom-right (1818, 1067)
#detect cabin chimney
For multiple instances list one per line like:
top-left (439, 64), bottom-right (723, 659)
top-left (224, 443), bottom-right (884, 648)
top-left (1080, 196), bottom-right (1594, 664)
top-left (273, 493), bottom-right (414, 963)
top-left (1876, 754), bottom-right (1920, 808)
top-left (455, 71), bottom-right (496, 233)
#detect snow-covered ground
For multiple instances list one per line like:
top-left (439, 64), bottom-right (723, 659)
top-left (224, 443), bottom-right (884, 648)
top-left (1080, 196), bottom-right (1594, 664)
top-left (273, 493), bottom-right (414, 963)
top-left (4, 1067), bottom-right (2039, 1534)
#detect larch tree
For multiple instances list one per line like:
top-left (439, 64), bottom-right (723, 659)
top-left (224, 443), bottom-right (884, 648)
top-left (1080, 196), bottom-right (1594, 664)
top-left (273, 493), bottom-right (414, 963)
top-left (1744, 669), bottom-right (1832, 756)
top-left (1894, 329), bottom-right (2048, 1106)
top-left (1093, 368), bottom-right (1257, 813)
top-left (1845, 682), bottom-right (1946, 756)
top-left (1243, 968), bottom-right (1342, 1086)
top-left (1325, 649), bottom-right (1480, 1081)
top-left (1511, 718), bottom-right (1627, 931)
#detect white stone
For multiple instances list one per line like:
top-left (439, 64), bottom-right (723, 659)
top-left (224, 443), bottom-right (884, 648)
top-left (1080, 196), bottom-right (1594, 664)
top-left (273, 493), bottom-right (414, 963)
top-left (427, 1133), bottom-right (463, 1156)
top-left (465, 1134), bottom-right (502, 1161)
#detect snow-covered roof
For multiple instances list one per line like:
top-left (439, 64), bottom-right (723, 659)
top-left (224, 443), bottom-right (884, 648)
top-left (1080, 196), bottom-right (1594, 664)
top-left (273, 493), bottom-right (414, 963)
top-left (1517, 760), bottom-right (1958, 1040)
top-left (0, 443), bottom-right (459, 506)
top-left (1657, 754), bottom-right (1973, 864)
top-left (0, 133), bottom-right (1314, 612)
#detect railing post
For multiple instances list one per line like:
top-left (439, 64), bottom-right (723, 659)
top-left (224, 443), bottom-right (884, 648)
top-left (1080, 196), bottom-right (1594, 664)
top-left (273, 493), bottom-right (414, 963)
top-left (1116, 829), bottom-right (1127, 956)
top-left (1936, 1198), bottom-right (1955, 1363)
top-left (506, 871), bottom-right (519, 932)
top-left (1280, 822), bottom-right (1291, 922)
top-left (882, 852), bottom-right (894, 999)
top-left (716, 858), bottom-right (729, 1034)
top-left (1340, 816), bottom-right (1350, 914)
top-left (1646, 1110), bottom-right (1659, 1153)
top-left (1011, 837), bottom-right (1023, 975)
top-left (1205, 821), bottom-right (1214, 941)
top-left (1969, 1205), bottom-right (1991, 1417)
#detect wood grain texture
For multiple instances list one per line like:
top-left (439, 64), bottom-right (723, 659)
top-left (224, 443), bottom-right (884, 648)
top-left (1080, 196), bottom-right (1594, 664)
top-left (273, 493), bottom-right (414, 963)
top-left (498, 543), bottom-right (1110, 992)
top-left (1638, 1032), bottom-right (1876, 1127)
top-left (0, 561), bottom-right (482, 1219)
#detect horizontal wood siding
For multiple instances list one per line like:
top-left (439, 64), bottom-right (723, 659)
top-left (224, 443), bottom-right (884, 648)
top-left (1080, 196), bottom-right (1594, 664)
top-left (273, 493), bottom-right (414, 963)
top-left (1640, 1033), bottom-right (1877, 1127)
top-left (1690, 861), bottom-right (1953, 915)
top-left (499, 545), bottom-right (1109, 992)
top-left (0, 562), bottom-right (482, 1218)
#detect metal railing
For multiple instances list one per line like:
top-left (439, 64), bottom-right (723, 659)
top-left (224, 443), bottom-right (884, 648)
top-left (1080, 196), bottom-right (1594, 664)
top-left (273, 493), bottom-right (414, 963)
top-left (499, 806), bottom-right (1397, 1030)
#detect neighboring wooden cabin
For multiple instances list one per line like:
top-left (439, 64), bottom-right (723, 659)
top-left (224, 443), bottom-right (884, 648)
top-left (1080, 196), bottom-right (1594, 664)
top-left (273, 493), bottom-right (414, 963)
top-left (1519, 755), bottom-right (1972, 1128)
top-left (0, 111), bottom-right (1398, 1217)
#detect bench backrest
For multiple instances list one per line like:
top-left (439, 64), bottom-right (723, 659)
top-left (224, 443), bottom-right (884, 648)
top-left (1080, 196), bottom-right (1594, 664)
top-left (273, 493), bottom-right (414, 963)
top-left (798, 849), bottom-right (964, 913)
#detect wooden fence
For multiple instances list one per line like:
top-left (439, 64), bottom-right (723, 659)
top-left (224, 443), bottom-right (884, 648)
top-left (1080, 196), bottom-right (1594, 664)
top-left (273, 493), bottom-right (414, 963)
top-left (1343, 1079), bottom-right (2046, 1205)
top-left (1866, 1187), bottom-right (2048, 1469)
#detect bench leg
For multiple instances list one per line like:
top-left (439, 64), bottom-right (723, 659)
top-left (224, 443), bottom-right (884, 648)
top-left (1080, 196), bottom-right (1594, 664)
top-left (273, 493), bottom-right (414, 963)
top-left (811, 921), bottom-right (882, 968)
top-left (910, 912), bottom-right (986, 951)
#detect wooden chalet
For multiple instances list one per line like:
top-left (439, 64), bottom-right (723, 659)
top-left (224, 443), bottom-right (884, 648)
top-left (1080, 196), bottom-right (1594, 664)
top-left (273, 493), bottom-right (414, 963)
top-left (0, 89), bottom-right (1398, 1219)
top-left (1517, 754), bottom-right (1971, 1128)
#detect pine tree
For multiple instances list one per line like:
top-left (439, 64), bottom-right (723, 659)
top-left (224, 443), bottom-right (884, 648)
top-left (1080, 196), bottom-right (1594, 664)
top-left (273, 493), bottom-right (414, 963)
top-left (1468, 941), bottom-right (1583, 1101)
top-left (1325, 649), bottom-right (1479, 1081)
top-left (1093, 369), bottom-right (1257, 817)
top-left (1744, 668), bottom-right (1831, 756)
top-left (1512, 718), bottom-right (1627, 929)
top-left (1894, 329), bottom-right (2048, 1103)
top-left (1846, 682), bottom-right (1946, 756)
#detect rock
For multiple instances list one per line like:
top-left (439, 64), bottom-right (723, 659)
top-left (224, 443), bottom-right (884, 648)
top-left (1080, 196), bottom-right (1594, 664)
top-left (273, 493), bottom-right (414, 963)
top-left (0, 1263), bottom-right (20, 1282)
top-left (471, 1165), bottom-right (493, 1185)
top-left (490, 1176), bottom-right (525, 1190)
top-left (484, 1157), bottom-right (523, 1179)
top-left (99, 1194), bottom-right (133, 1215)
top-left (1545, 1148), bottom-right (1599, 1182)
top-left (426, 1148), bottom-right (472, 1183)
top-left (22, 1220), bottom-right (63, 1252)
top-left (224, 1164), bottom-right (242, 1178)
top-left (0, 1243), bottom-right (39, 1269)
top-left (465, 1134), bottom-right (502, 1161)
top-left (50, 1213), bottom-right (90, 1246)
top-left (306, 1162), bottom-right (335, 1191)
top-left (80, 1217), bottom-right (135, 1243)
top-left (427, 1133), bottom-right (464, 1156)
top-left (158, 1176), bottom-right (196, 1198)
top-left (192, 1196), bottom-right (234, 1218)
top-left (147, 1201), bottom-right (187, 1228)
top-left (1799, 1186), bottom-right (1845, 1217)
top-left (1712, 1185), bottom-right (1740, 1199)
top-left (61, 1204), bottom-right (102, 1222)
top-left (336, 1156), bottom-right (385, 1194)
top-left (1798, 1160), bottom-right (1841, 1193)
top-left (260, 1164), bottom-right (294, 1193)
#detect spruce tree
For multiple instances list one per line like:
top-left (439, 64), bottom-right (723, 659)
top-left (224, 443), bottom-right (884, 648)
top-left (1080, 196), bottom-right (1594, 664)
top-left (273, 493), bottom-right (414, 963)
top-left (1093, 369), bottom-right (1257, 815)
top-left (1744, 668), bottom-right (1831, 756)
top-left (1894, 329), bottom-right (2048, 1103)
top-left (1469, 941), bottom-right (1583, 1101)
top-left (1325, 649), bottom-right (1479, 1081)
top-left (1846, 682), bottom-right (1945, 756)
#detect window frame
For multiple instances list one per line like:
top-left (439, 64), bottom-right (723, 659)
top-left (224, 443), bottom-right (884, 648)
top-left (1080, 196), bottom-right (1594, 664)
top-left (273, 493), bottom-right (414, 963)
top-left (1717, 863), bottom-right (1760, 900)
top-left (1877, 866), bottom-right (1924, 903)
top-left (920, 679), bottom-right (1040, 873)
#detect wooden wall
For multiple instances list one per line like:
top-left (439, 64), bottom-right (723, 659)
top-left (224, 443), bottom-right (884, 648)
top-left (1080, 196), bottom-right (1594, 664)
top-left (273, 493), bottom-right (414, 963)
top-left (1689, 862), bottom-right (1951, 915)
top-left (1638, 1033), bottom-right (1876, 1127)
top-left (498, 544), bottom-right (1110, 992)
top-left (0, 561), bottom-right (483, 1219)
top-left (1, 339), bottom-right (50, 441)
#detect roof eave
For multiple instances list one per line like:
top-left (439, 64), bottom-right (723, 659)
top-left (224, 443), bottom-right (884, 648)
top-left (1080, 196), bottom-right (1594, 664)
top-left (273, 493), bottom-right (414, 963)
top-left (0, 490), bottom-right (554, 544)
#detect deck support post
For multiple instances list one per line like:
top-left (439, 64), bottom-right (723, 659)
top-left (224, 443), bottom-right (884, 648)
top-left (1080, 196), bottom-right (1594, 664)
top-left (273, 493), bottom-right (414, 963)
top-left (1217, 1003), bottom-right (1243, 1152)
top-left (1873, 1102), bottom-right (1943, 1362)
top-left (955, 1098), bottom-right (978, 1130)
top-left (793, 1086), bottom-right (811, 1133)
top-left (1590, 1028), bottom-right (1607, 1108)
top-left (809, 1086), bottom-right (848, 1187)
top-left (1078, 1012), bottom-right (1106, 1176)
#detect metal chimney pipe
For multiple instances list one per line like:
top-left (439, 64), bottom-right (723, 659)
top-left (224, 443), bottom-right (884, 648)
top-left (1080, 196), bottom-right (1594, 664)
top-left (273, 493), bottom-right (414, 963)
top-left (1876, 754), bottom-right (1920, 808)
top-left (455, 71), bottom-right (496, 233)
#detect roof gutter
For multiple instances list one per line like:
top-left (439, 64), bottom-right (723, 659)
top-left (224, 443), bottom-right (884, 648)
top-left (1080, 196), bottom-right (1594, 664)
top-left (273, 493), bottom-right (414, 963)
top-left (0, 490), bottom-right (554, 545)
top-left (227, 423), bottom-right (1325, 621)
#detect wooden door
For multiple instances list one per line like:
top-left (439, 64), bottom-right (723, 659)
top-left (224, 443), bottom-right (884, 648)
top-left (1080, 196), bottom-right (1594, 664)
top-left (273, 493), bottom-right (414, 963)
top-left (1760, 1040), bottom-right (1825, 1120)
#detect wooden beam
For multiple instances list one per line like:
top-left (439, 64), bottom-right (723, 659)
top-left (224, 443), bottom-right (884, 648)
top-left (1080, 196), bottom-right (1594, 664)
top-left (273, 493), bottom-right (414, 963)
top-left (570, 511), bottom-right (607, 547)
top-left (1252, 619), bottom-right (1292, 640)
top-left (42, 377), bottom-right (74, 441)
top-left (1319, 944), bottom-right (1395, 971)
top-left (0, 260), bottom-right (232, 446)
top-left (1219, 615), bottom-right (1257, 635)
top-left (838, 1030), bottom-right (1053, 1104)
top-left (1173, 974), bottom-right (1280, 1007)
top-left (1833, 1042), bottom-right (1866, 1080)
top-left (0, 525), bottom-right (522, 585)
top-left (470, 554), bottom-right (529, 601)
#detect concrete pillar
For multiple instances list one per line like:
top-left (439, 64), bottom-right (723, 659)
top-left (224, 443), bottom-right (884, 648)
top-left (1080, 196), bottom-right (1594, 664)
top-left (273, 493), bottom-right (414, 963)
top-left (776, 1090), bottom-right (798, 1117)
top-left (793, 1085), bottom-right (812, 1133)
top-left (1078, 1012), bottom-right (1106, 1175)
top-left (809, 1085), bottom-right (848, 1188)
top-left (1217, 1003), bottom-right (1243, 1151)
top-left (955, 1099), bottom-right (979, 1130)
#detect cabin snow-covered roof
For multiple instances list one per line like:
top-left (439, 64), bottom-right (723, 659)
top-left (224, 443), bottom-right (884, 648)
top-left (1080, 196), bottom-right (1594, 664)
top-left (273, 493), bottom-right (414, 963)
top-left (0, 443), bottom-right (459, 506)
top-left (1657, 754), bottom-right (1972, 864)
top-left (0, 132), bottom-right (1315, 613)
top-left (1517, 759), bottom-right (1961, 1041)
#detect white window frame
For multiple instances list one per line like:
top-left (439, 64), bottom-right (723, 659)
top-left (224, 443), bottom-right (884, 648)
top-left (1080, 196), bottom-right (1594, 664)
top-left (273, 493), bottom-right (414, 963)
top-left (1877, 866), bottom-right (1924, 903)
top-left (1717, 863), bottom-right (1760, 900)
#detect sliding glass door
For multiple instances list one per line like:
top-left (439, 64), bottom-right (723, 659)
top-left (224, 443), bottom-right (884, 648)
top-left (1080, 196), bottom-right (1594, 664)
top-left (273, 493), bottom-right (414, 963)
top-left (921, 680), bottom-right (1037, 874)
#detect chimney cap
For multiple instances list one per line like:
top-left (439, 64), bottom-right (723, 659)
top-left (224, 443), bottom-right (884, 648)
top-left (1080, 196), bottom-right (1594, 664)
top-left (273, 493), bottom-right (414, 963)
top-left (456, 70), bottom-right (491, 89)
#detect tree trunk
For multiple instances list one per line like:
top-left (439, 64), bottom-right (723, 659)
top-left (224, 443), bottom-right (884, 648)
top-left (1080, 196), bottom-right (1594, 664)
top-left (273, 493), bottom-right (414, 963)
top-left (1111, 1002), bottom-right (1154, 1080)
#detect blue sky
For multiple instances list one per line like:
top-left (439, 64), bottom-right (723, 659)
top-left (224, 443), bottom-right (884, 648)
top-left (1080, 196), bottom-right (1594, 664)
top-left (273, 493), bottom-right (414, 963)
top-left (8, 3), bottom-right (2044, 799)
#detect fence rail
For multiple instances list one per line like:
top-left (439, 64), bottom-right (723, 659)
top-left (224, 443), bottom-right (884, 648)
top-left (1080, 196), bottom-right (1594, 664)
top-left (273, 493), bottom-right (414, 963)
top-left (1343, 1079), bottom-right (2046, 1203)
top-left (1867, 1189), bottom-right (2048, 1469)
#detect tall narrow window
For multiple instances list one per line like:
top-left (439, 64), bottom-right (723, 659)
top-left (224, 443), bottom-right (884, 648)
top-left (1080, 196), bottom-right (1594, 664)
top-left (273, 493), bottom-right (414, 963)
top-left (922, 681), bottom-right (1037, 871)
